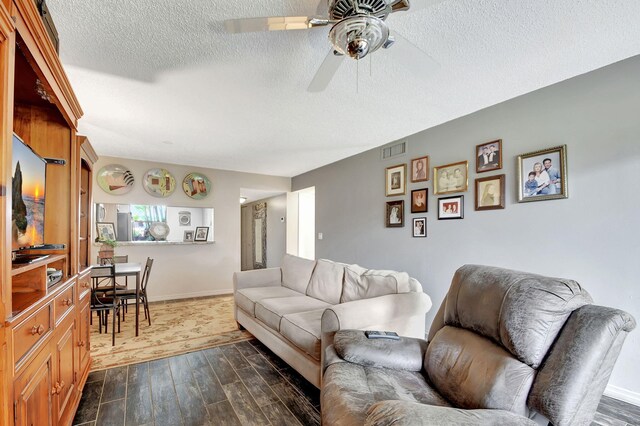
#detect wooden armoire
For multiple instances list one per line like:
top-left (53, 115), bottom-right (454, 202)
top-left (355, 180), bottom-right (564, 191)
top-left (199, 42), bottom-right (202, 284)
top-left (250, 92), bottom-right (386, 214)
top-left (1, 1), bottom-right (96, 424)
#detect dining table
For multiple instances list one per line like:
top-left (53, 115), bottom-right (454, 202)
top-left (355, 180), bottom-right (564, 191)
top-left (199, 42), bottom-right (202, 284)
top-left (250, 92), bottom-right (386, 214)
top-left (91, 262), bottom-right (142, 336)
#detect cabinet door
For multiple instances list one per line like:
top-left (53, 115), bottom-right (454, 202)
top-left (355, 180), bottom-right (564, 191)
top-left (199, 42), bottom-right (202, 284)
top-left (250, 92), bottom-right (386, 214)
top-left (14, 350), bottom-right (53, 426)
top-left (77, 298), bottom-right (91, 378)
top-left (54, 319), bottom-right (76, 423)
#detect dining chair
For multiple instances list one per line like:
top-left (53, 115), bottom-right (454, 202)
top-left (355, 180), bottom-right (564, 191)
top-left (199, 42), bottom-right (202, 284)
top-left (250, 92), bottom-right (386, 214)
top-left (97, 255), bottom-right (129, 288)
top-left (90, 264), bottom-right (122, 346)
top-left (109, 258), bottom-right (154, 326)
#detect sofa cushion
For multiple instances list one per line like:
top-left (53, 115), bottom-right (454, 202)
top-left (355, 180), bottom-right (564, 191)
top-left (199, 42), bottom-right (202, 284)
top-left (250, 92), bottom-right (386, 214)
top-left (235, 286), bottom-right (301, 317)
top-left (306, 259), bottom-right (345, 305)
top-left (255, 296), bottom-right (330, 332)
top-left (281, 254), bottom-right (317, 294)
top-left (322, 361), bottom-right (450, 426)
top-left (280, 309), bottom-right (327, 360)
top-left (444, 264), bottom-right (592, 367)
top-left (341, 265), bottom-right (411, 303)
top-left (425, 326), bottom-right (535, 417)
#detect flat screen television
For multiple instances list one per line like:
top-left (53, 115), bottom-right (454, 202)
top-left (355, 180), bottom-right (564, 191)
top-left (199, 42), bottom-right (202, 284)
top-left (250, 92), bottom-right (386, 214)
top-left (12, 134), bottom-right (46, 251)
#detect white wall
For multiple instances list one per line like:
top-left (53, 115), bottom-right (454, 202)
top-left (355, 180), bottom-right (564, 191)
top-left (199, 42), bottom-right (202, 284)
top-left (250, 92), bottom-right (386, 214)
top-left (92, 156), bottom-right (290, 300)
top-left (292, 57), bottom-right (640, 401)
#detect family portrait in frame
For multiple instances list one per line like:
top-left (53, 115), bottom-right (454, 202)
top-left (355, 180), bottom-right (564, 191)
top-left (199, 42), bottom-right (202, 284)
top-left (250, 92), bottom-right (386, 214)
top-left (411, 189), bottom-right (428, 213)
top-left (385, 164), bottom-right (407, 196)
top-left (434, 161), bottom-right (468, 195)
top-left (385, 200), bottom-right (404, 227)
top-left (437, 196), bottom-right (464, 220)
top-left (476, 139), bottom-right (502, 173)
top-left (411, 156), bottom-right (429, 182)
top-left (518, 145), bottom-right (567, 202)
top-left (413, 218), bottom-right (426, 237)
top-left (475, 174), bottom-right (505, 210)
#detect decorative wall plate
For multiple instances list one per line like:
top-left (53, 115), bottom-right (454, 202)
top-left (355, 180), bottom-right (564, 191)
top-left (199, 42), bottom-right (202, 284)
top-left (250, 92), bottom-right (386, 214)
top-left (149, 222), bottom-right (170, 241)
top-left (143, 168), bottom-right (176, 197)
top-left (182, 173), bottom-right (212, 200)
top-left (97, 164), bottom-right (135, 195)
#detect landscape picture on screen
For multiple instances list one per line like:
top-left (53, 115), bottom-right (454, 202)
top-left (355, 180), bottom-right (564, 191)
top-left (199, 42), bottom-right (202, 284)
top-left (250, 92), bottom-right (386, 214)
top-left (12, 135), bottom-right (46, 250)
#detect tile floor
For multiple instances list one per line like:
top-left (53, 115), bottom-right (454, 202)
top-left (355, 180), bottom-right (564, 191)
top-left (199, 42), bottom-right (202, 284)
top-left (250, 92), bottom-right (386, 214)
top-left (73, 339), bottom-right (640, 426)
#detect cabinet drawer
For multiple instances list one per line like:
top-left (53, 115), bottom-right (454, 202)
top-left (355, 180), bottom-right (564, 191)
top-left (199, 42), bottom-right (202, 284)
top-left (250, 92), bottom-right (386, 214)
top-left (13, 303), bottom-right (52, 366)
top-left (55, 283), bottom-right (75, 325)
top-left (78, 271), bottom-right (92, 301)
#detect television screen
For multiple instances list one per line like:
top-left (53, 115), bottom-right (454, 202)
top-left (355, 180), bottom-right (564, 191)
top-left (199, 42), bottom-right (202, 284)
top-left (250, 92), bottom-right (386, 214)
top-left (12, 134), bottom-right (46, 250)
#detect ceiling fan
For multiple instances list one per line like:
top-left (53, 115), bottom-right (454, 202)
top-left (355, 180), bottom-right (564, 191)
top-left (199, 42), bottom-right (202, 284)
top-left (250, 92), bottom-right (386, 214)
top-left (224, 0), bottom-right (444, 92)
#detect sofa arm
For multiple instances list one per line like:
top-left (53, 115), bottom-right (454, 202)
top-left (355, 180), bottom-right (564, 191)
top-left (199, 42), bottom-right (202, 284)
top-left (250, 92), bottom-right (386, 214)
top-left (321, 292), bottom-right (431, 371)
top-left (333, 330), bottom-right (427, 372)
top-left (233, 268), bottom-right (282, 291)
top-left (365, 401), bottom-right (537, 426)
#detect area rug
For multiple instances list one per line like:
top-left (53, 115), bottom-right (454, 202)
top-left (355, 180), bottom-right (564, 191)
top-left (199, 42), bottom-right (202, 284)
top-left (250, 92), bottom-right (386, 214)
top-left (90, 295), bottom-right (252, 370)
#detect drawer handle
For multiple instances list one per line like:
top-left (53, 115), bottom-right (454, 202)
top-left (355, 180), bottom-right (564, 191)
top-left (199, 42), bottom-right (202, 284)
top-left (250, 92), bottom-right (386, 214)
top-left (31, 324), bottom-right (45, 336)
top-left (62, 298), bottom-right (73, 306)
top-left (77, 340), bottom-right (85, 347)
top-left (82, 282), bottom-right (91, 289)
top-left (52, 381), bottom-right (65, 395)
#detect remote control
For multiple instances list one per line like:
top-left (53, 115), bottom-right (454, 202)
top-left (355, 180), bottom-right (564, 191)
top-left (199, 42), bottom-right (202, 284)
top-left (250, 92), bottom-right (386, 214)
top-left (365, 330), bottom-right (400, 340)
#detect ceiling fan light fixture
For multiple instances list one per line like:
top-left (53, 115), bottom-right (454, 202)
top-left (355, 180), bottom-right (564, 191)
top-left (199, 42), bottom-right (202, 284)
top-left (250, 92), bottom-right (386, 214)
top-left (329, 15), bottom-right (389, 60)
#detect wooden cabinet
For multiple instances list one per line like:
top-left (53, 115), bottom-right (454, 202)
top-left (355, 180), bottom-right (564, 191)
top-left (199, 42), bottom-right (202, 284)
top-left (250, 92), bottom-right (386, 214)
top-left (1, 0), bottom-right (95, 425)
top-left (13, 348), bottom-right (54, 426)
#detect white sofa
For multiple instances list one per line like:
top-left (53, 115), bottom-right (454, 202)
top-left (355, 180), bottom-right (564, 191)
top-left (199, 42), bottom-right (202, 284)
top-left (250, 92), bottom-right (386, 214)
top-left (233, 254), bottom-right (432, 388)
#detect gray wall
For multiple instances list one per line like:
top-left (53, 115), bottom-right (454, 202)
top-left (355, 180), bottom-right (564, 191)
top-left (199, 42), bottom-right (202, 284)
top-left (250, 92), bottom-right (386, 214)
top-left (293, 56), bottom-right (640, 398)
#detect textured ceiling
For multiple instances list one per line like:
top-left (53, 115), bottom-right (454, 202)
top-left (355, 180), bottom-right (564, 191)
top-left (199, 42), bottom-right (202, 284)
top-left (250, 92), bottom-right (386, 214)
top-left (46, 0), bottom-right (640, 177)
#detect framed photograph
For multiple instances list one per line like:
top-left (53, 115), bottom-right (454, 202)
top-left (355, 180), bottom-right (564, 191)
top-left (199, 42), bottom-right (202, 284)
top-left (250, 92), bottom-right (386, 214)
top-left (475, 174), bottom-right (506, 210)
top-left (385, 164), bottom-right (406, 196)
top-left (411, 156), bottom-right (429, 182)
top-left (194, 226), bottom-right (210, 242)
top-left (438, 196), bottom-right (464, 220)
top-left (433, 161), bottom-right (468, 195)
top-left (411, 189), bottom-right (428, 213)
top-left (476, 139), bottom-right (502, 173)
top-left (96, 222), bottom-right (116, 241)
top-left (412, 217), bottom-right (427, 238)
top-left (183, 230), bottom-right (195, 242)
top-left (385, 200), bottom-right (404, 228)
top-left (517, 145), bottom-right (568, 202)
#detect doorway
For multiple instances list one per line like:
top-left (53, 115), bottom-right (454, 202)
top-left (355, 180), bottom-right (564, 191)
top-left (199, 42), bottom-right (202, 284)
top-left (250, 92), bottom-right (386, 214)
top-left (286, 186), bottom-right (315, 260)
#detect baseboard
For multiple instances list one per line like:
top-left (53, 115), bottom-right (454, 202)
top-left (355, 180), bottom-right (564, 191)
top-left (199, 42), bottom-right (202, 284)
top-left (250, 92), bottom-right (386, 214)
top-left (147, 288), bottom-right (233, 303)
top-left (605, 384), bottom-right (640, 407)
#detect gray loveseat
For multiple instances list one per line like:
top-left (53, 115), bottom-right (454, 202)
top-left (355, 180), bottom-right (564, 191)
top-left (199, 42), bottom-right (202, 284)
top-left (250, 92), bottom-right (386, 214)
top-left (233, 254), bottom-right (432, 388)
top-left (321, 264), bottom-right (636, 425)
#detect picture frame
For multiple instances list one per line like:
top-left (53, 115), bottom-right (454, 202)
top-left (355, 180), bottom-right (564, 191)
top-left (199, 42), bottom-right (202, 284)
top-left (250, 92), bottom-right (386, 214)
top-left (517, 145), bottom-right (568, 202)
top-left (183, 230), bottom-right (195, 242)
top-left (385, 164), bottom-right (407, 196)
top-left (475, 174), bottom-right (506, 211)
top-left (385, 200), bottom-right (404, 228)
top-left (194, 226), bottom-right (210, 242)
top-left (410, 156), bottom-right (429, 182)
top-left (437, 196), bottom-right (464, 220)
top-left (433, 161), bottom-right (468, 195)
top-left (412, 217), bottom-right (427, 238)
top-left (96, 222), bottom-right (117, 241)
top-left (476, 139), bottom-right (503, 173)
top-left (411, 188), bottom-right (428, 213)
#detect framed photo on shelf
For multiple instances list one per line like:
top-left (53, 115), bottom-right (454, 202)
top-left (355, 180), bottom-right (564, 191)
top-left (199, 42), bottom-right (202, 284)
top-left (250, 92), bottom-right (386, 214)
top-left (411, 189), bottom-right (428, 213)
top-left (433, 161), bottom-right (468, 195)
top-left (385, 164), bottom-right (406, 196)
top-left (475, 174), bottom-right (506, 211)
top-left (476, 139), bottom-right (502, 173)
top-left (385, 200), bottom-right (404, 228)
top-left (96, 222), bottom-right (116, 241)
top-left (412, 217), bottom-right (427, 237)
top-left (411, 156), bottom-right (429, 182)
top-left (194, 226), bottom-right (210, 242)
top-left (437, 196), bottom-right (464, 220)
top-left (517, 145), bottom-right (568, 202)
top-left (183, 230), bottom-right (195, 242)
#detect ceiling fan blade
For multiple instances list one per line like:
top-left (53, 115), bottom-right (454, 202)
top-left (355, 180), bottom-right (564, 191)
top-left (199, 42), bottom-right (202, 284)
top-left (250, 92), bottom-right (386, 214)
top-left (386, 31), bottom-right (440, 79)
top-left (407, 0), bottom-right (448, 13)
top-left (224, 16), bottom-right (329, 33)
top-left (308, 50), bottom-right (345, 92)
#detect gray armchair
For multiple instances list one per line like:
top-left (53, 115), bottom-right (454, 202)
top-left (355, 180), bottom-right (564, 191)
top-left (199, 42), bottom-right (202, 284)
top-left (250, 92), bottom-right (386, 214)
top-left (321, 265), bottom-right (636, 425)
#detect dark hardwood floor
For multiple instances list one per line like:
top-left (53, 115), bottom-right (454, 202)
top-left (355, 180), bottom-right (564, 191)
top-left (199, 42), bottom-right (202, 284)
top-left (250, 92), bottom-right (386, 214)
top-left (74, 339), bottom-right (639, 426)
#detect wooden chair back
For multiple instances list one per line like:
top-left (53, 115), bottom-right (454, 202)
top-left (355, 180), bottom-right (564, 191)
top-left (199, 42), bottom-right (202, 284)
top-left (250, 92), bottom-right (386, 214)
top-left (141, 258), bottom-right (154, 293)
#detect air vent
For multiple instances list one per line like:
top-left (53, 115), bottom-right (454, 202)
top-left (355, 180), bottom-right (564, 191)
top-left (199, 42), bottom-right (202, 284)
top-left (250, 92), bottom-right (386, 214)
top-left (330, 0), bottom-right (390, 21)
top-left (381, 141), bottom-right (406, 159)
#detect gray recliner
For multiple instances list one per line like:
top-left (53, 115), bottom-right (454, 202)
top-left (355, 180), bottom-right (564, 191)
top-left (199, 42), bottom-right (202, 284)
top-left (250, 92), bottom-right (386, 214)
top-left (321, 265), bottom-right (636, 425)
